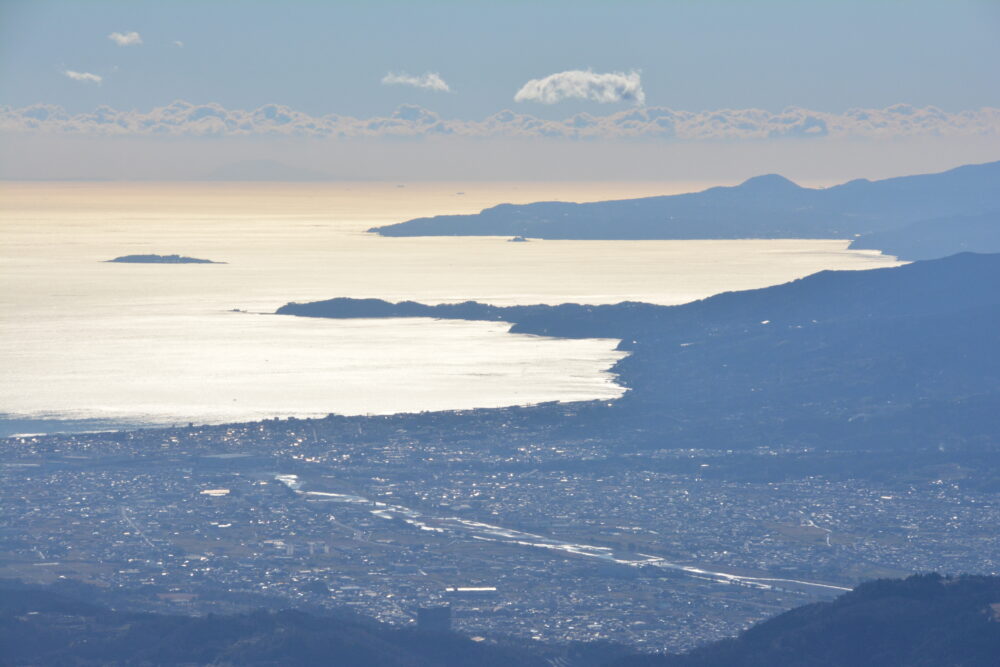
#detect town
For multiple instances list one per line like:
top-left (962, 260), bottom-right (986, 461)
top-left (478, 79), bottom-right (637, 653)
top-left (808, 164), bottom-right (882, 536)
top-left (3, 405), bottom-right (997, 653)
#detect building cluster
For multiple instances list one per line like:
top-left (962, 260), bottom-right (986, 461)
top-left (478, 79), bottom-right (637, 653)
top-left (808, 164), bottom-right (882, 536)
top-left (2, 411), bottom-right (997, 652)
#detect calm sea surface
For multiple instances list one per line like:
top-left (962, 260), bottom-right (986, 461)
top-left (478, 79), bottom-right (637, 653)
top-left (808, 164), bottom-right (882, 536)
top-left (0, 181), bottom-right (902, 433)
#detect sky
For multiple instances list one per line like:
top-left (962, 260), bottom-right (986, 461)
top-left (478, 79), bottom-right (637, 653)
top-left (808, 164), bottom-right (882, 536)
top-left (2, 0), bottom-right (999, 181)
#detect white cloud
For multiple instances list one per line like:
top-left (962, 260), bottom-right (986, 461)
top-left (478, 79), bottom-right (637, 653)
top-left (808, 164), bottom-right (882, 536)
top-left (108, 31), bottom-right (142, 46)
top-left (63, 70), bottom-right (102, 84)
top-left (381, 71), bottom-right (451, 93)
top-left (3, 101), bottom-right (998, 141)
top-left (173, 40), bottom-right (185, 48)
top-left (514, 70), bottom-right (645, 105)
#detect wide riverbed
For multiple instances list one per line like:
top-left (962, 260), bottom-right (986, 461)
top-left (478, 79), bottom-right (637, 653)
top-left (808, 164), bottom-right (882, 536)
top-left (0, 181), bottom-right (901, 434)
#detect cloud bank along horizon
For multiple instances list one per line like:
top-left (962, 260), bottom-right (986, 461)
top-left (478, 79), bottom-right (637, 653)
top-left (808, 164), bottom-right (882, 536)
top-left (4, 100), bottom-right (996, 141)
top-left (4, 1), bottom-right (998, 181)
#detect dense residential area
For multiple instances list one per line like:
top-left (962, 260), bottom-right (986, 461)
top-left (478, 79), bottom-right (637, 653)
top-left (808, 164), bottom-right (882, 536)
top-left (3, 404), bottom-right (997, 653)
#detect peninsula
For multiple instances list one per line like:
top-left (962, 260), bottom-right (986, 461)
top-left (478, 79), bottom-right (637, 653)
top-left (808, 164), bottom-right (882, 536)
top-left (278, 252), bottom-right (1000, 453)
top-left (369, 160), bottom-right (1000, 252)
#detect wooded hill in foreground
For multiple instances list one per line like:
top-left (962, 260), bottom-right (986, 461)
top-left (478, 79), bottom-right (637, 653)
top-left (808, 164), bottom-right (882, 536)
top-left (615, 574), bottom-right (1000, 667)
top-left (0, 581), bottom-right (553, 667)
top-left (4, 575), bottom-right (998, 666)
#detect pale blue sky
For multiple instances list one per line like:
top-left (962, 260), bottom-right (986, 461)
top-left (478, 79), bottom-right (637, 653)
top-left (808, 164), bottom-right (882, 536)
top-left (1, 0), bottom-right (999, 181)
top-left (3, 0), bottom-right (999, 116)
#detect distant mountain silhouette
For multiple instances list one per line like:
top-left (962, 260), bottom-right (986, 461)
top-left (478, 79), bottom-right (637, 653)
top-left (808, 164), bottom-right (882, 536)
top-left (370, 160), bottom-right (1000, 240)
top-left (279, 252), bottom-right (1000, 451)
top-left (850, 211), bottom-right (1000, 260)
top-left (615, 574), bottom-right (1000, 667)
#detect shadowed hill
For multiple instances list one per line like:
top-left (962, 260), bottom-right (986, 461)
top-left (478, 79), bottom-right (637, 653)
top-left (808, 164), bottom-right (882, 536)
top-left (278, 253), bottom-right (1000, 451)
top-left (0, 583), bottom-right (551, 667)
top-left (370, 160), bottom-right (1000, 240)
top-left (614, 574), bottom-right (1000, 667)
top-left (850, 211), bottom-right (1000, 260)
top-left (5, 576), bottom-right (997, 666)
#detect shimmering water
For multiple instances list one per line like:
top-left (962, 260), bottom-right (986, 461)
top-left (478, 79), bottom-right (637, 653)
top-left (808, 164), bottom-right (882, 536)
top-left (0, 181), bottom-right (901, 431)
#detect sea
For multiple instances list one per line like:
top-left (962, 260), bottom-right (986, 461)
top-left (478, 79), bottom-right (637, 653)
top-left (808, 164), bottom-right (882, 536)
top-left (0, 181), bottom-right (902, 435)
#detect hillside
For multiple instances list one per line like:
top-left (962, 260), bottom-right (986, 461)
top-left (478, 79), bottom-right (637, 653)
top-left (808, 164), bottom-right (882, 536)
top-left (278, 253), bottom-right (1000, 451)
top-left (0, 583), bottom-right (550, 667)
top-left (616, 574), bottom-right (1000, 667)
top-left (4, 576), bottom-right (997, 666)
top-left (850, 211), bottom-right (1000, 260)
top-left (370, 160), bottom-right (1000, 240)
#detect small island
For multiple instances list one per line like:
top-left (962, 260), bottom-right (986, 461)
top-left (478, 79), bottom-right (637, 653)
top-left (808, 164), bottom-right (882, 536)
top-left (106, 254), bottom-right (224, 264)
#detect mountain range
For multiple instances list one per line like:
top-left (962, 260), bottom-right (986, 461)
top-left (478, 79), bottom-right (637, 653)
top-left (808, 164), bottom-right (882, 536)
top-left (371, 161), bottom-right (1000, 259)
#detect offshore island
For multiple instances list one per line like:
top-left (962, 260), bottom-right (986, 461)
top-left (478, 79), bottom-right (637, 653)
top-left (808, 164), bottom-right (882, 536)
top-left (106, 254), bottom-right (224, 264)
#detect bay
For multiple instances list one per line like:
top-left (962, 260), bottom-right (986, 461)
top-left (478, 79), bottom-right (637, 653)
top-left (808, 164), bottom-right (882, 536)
top-left (0, 181), bottom-right (901, 433)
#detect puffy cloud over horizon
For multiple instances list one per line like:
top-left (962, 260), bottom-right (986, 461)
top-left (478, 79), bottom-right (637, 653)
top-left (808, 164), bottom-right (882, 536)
top-left (3, 100), bottom-right (998, 141)
top-left (515, 70), bottom-right (645, 106)
top-left (108, 31), bottom-right (142, 46)
top-left (381, 71), bottom-right (451, 93)
top-left (63, 70), bottom-right (102, 84)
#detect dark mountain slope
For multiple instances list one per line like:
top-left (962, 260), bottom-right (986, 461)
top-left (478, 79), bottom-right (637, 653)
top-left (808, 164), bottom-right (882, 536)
top-left (0, 585), bottom-right (548, 667)
top-left (615, 574), bottom-right (1000, 667)
top-left (822, 159), bottom-right (1000, 221)
top-left (610, 300), bottom-right (1000, 450)
top-left (371, 160), bottom-right (1000, 239)
top-left (850, 211), bottom-right (1000, 260)
top-left (278, 253), bottom-right (1000, 451)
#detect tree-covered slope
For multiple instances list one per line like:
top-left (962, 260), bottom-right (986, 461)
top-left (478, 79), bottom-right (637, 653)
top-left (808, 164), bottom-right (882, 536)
top-left (616, 574), bottom-right (1000, 667)
top-left (0, 584), bottom-right (548, 667)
